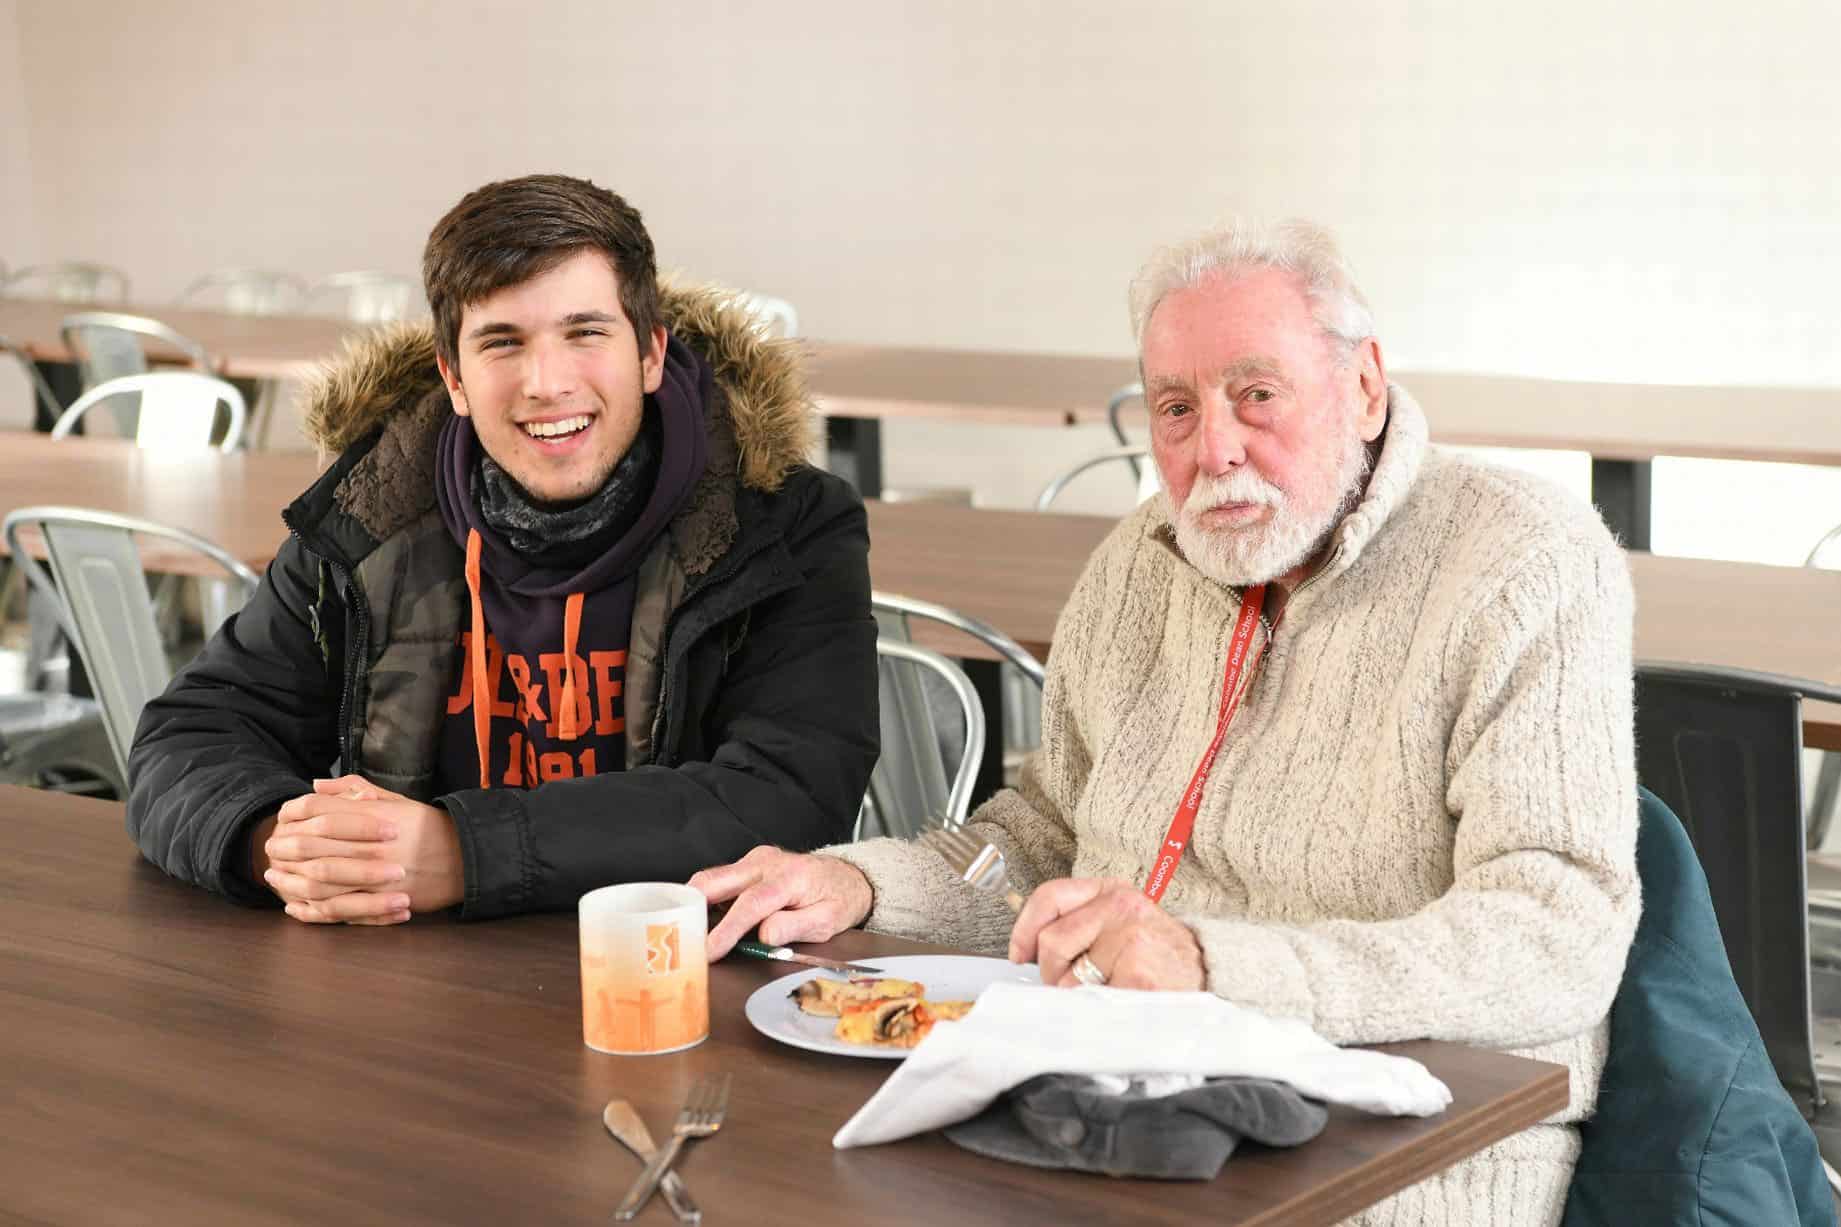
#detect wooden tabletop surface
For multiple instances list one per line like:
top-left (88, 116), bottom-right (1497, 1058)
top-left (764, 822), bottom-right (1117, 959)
top-left (3, 431), bottom-right (1839, 724)
top-left (9, 298), bottom-right (1839, 461)
top-left (0, 784), bottom-right (1567, 1225)
top-left (0, 297), bottom-right (368, 379)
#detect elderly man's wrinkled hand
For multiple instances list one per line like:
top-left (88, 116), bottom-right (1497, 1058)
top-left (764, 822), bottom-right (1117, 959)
top-left (689, 846), bottom-right (874, 960)
top-left (1008, 877), bottom-right (1207, 992)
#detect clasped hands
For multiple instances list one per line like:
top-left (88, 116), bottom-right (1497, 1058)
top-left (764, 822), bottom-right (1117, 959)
top-left (256, 774), bottom-right (463, 925)
top-left (691, 847), bottom-right (1206, 992)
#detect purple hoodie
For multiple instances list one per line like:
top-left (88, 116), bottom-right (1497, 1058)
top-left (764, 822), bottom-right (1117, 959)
top-left (431, 332), bottom-right (710, 792)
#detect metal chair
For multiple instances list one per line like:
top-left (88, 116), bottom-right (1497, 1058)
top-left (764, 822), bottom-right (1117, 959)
top-left (306, 271), bottom-right (421, 323)
top-left (1801, 533), bottom-right (1841, 850)
top-left (0, 333), bottom-right (65, 426)
top-left (177, 269), bottom-right (306, 316)
top-left (60, 311), bottom-right (217, 439)
top-left (872, 591), bottom-right (1045, 687)
top-left (867, 592), bottom-right (1046, 836)
top-left (735, 292), bottom-right (800, 339)
top-left (52, 372), bottom-right (247, 453)
top-left (860, 637), bottom-right (985, 840)
top-left (1633, 661), bottom-right (1841, 1122)
top-left (3, 261), bottom-right (131, 303)
top-left (1035, 444), bottom-right (1159, 511)
top-left (2, 507), bottom-right (259, 780)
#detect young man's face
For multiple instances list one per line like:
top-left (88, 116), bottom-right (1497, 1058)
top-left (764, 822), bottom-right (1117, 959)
top-left (437, 248), bottom-right (667, 505)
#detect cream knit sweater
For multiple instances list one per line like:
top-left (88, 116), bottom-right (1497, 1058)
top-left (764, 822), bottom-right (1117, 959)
top-left (829, 385), bottom-right (1639, 1226)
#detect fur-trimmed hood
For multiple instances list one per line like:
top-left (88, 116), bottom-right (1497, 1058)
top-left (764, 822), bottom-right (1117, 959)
top-left (300, 279), bottom-right (817, 494)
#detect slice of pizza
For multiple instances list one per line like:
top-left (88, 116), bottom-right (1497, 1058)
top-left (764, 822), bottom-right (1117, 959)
top-left (835, 996), bottom-right (930, 1048)
top-left (790, 976), bottom-right (925, 1018)
top-left (833, 997), bottom-right (978, 1048)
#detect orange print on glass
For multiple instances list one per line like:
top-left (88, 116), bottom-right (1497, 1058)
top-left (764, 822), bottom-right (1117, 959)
top-left (579, 884), bottom-right (708, 1055)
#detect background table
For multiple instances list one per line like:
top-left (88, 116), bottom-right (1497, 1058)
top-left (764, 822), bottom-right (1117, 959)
top-left (13, 298), bottom-right (1837, 542)
top-left (0, 297), bottom-right (362, 380)
top-left (805, 343), bottom-right (1841, 548)
top-left (0, 784), bottom-right (1567, 1225)
top-left (5, 432), bottom-right (1840, 737)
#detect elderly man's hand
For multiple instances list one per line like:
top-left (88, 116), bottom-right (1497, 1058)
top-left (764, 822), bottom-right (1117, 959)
top-left (260, 775), bottom-right (463, 925)
top-left (1008, 878), bottom-right (1207, 991)
top-left (690, 846), bottom-right (874, 960)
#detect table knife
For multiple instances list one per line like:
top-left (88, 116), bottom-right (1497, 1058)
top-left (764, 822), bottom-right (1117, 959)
top-left (734, 939), bottom-right (884, 976)
top-left (603, 1100), bottom-right (699, 1224)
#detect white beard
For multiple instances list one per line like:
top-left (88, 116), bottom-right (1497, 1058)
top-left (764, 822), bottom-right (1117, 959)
top-left (1172, 423), bottom-right (1371, 588)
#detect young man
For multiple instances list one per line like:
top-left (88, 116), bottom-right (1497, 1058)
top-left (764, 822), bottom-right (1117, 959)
top-left (128, 174), bottom-right (878, 923)
top-left (693, 219), bottom-right (1639, 1226)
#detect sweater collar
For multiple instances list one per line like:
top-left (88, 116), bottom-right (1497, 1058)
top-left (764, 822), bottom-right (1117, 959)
top-left (1146, 381), bottom-right (1429, 587)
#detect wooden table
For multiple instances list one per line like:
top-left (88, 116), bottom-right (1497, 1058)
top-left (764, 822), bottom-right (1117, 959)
top-left (12, 297), bottom-right (1839, 543)
top-left (6, 433), bottom-right (1840, 732)
top-left (0, 297), bottom-right (363, 380)
top-left (0, 434), bottom-right (320, 575)
top-left (0, 784), bottom-right (1566, 1225)
top-left (804, 344), bottom-right (1841, 548)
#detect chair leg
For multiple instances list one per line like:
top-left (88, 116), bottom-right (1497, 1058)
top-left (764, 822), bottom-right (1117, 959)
top-left (1812, 753), bottom-right (1841, 851)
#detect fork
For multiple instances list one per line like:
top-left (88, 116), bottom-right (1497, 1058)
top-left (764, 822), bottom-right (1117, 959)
top-left (614, 1074), bottom-right (732, 1222)
top-left (919, 827), bottom-right (1024, 912)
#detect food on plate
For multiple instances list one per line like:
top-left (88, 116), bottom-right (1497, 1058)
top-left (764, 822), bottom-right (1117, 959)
top-left (789, 976), bottom-right (925, 1018)
top-left (833, 995), bottom-right (976, 1048)
top-left (790, 975), bottom-right (975, 1047)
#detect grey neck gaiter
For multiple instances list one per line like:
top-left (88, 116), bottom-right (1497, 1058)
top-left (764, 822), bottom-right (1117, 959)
top-left (472, 409), bottom-right (661, 571)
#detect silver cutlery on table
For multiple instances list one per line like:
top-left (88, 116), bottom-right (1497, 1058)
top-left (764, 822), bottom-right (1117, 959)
top-left (614, 1073), bottom-right (732, 1222)
top-left (919, 827), bottom-right (1024, 912)
top-left (602, 1099), bottom-right (699, 1224)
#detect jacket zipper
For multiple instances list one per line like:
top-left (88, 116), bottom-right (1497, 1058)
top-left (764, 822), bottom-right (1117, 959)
top-left (1254, 546), bottom-right (1342, 649)
top-left (647, 532), bottom-right (791, 764)
top-left (286, 520), bottom-right (370, 774)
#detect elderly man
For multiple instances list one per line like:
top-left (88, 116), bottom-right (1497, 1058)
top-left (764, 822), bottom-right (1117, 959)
top-left (127, 175), bottom-right (877, 922)
top-left (694, 219), bottom-right (1638, 1224)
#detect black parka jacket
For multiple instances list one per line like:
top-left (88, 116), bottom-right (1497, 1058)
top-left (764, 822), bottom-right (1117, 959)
top-left (126, 284), bottom-right (879, 919)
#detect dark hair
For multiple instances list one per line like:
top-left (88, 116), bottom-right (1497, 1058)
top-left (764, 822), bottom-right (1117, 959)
top-left (422, 173), bottom-right (661, 374)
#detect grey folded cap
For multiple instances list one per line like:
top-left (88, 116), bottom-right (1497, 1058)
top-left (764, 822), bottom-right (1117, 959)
top-left (944, 1074), bottom-right (1328, 1180)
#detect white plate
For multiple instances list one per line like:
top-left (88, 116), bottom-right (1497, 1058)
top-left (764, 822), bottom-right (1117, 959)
top-left (743, 953), bottom-right (1041, 1060)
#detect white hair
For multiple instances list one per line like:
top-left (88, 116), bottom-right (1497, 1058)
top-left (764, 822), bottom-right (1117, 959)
top-left (1127, 217), bottom-right (1375, 352)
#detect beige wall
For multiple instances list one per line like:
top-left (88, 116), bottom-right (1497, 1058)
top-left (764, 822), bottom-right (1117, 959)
top-left (0, 0), bottom-right (30, 258)
top-left (15, 1), bottom-right (1838, 375)
top-left (1, 0), bottom-right (37, 427)
top-left (8, 1), bottom-right (1840, 512)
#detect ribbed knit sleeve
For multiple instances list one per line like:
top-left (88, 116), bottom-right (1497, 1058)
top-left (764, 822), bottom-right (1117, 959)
top-left (1184, 534), bottom-right (1640, 1048)
top-left (821, 531), bottom-right (1114, 951)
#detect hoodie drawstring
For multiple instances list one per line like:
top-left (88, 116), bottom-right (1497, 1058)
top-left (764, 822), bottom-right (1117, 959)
top-left (465, 529), bottom-right (590, 786)
top-left (558, 591), bottom-right (585, 741)
top-left (464, 529), bottom-right (491, 790)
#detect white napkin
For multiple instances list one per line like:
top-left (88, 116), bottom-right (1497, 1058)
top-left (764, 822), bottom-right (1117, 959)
top-left (833, 983), bottom-right (1453, 1148)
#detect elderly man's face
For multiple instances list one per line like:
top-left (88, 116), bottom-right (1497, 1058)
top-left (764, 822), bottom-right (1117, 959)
top-left (1141, 267), bottom-right (1388, 588)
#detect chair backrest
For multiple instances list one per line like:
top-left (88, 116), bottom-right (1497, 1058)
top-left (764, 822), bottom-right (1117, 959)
top-left (862, 637), bottom-right (985, 838)
top-left (734, 292), bottom-right (800, 339)
top-left (1035, 445), bottom-right (1161, 512)
top-left (872, 591), bottom-right (1045, 687)
top-left (60, 311), bottom-right (216, 437)
top-left (51, 372), bottom-right (248, 452)
top-left (0, 333), bottom-right (66, 424)
top-left (178, 269), bottom-right (306, 316)
top-left (306, 271), bottom-right (421, 323)
top-left (3, 261), bottom-right (131, 303)
top-left (2, 506), bottom-right (260, 777)
top-left (1633, 661), bottom-right (1841, 1111)
top-left (874, 589), bottom-right (1047, 766)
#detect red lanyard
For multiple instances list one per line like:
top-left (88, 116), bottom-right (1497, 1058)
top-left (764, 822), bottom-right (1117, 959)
top-left (1142, 584), bottom-right (1267, 904)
